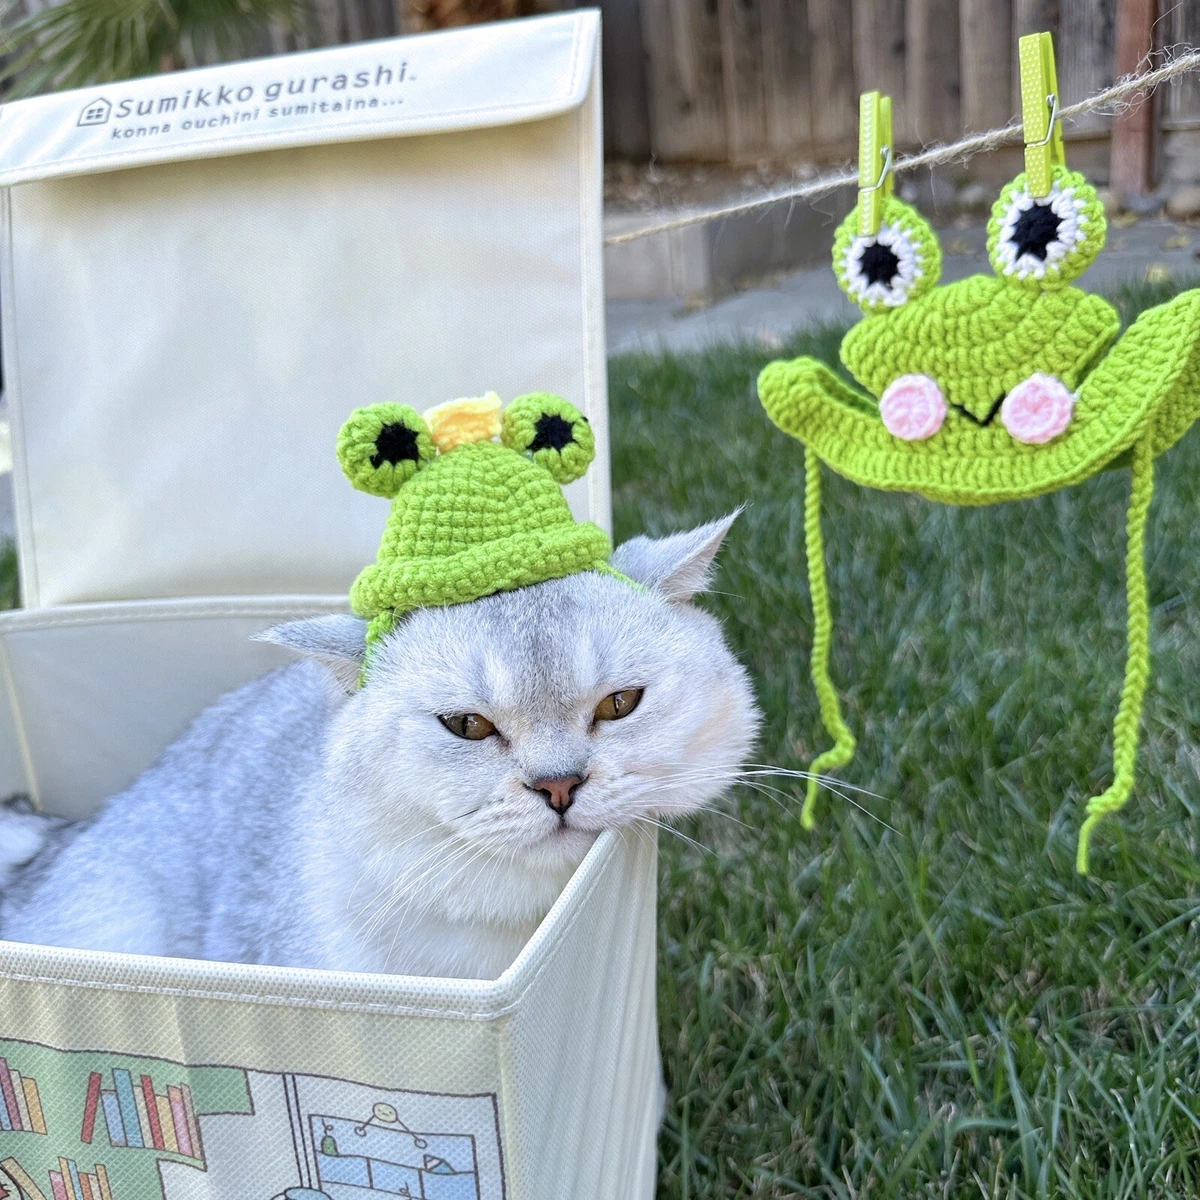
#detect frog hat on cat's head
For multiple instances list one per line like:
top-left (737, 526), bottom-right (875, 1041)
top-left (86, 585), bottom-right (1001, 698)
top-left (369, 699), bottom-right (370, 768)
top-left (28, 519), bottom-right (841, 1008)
top-left (338, 391), bottom-right (618, 651)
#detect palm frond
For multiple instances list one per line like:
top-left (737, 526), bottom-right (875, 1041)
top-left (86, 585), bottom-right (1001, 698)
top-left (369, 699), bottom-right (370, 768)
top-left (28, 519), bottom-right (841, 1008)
top-left (0, 0), bottom-right (311, 96)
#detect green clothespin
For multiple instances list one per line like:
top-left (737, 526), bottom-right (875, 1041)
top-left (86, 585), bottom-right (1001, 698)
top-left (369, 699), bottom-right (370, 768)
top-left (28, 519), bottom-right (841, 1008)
top-left (857, 91), bottom-right (893, 237)
top-left (1020, 31), bottom-right (1064, 198)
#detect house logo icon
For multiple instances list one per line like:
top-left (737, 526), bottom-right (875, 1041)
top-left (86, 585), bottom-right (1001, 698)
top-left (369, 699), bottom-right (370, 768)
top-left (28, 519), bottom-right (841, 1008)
top-left (78, 97), bottom-right (112, 127)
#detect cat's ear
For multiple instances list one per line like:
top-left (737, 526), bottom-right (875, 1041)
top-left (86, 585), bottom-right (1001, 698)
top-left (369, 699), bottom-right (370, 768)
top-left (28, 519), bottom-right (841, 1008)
top-left (610, 511), bottom-right (740, 603)
top-left (254, 614), bottom-right (368, 692)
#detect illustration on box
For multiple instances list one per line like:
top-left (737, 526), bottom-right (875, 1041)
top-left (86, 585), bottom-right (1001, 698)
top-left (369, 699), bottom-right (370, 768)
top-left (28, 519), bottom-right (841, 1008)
top-left (0, 1038), bottom-right (504, 1200)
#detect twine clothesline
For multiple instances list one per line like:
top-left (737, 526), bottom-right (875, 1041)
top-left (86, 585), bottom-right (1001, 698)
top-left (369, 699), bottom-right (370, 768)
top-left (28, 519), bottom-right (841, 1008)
top-left (604, 46), bottom-right (1200, 247)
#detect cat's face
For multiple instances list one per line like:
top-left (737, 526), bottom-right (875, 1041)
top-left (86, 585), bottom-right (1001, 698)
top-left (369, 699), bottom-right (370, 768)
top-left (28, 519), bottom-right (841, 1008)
top-left (274, 516), bottom-right (758, 916)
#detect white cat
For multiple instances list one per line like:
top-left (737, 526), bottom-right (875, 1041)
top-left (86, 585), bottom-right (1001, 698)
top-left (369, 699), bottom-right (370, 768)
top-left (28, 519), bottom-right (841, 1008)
top-left (0, 516), bottom-right (758, 980)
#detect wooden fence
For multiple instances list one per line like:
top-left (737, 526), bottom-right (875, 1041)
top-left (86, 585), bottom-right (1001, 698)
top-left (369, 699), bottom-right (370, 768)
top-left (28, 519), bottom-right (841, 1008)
top-left (601, 0), bottom-right (1200, 174)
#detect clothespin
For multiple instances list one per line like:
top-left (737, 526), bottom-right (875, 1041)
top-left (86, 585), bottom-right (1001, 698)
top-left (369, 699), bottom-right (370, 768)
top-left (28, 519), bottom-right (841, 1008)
top-left (1019, 31), bottom-right (1065, 198)
top-left (857, 91), bottom-right (893, 237)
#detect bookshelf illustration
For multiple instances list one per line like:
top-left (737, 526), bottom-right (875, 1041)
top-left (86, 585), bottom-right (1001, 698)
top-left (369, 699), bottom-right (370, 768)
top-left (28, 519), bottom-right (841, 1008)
top-left (0, 1156), bottom-right (114, 1200)
top-left (80, 1070), bottom-right (204, 1166)
top-left (0, 1057), bottom-right (48, 1135)
top-left (309, 1108), bottom-right (480, 1200)
top-left (51, 1157), bottom-right (115, 1200)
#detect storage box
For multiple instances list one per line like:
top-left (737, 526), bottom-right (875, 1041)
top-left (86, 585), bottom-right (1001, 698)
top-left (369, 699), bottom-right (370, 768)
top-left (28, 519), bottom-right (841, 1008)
top-left (0, 16), bottom-right (661, 1198)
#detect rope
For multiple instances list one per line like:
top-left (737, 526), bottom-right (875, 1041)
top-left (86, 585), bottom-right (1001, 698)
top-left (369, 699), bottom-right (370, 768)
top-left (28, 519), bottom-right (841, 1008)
top-left (802, 446), bottom-right (856, 829)
top-left (605, 48), bottom-right (1200, 248)
top-left (1076, 433), bottom-right (1155, 875)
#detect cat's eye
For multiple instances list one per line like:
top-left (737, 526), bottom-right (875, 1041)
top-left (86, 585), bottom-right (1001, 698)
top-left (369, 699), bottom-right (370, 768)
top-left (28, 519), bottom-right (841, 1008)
top-left (439, 712), bottom-right (497, 740)
top-left (594, 689), bottom-right (644, 722)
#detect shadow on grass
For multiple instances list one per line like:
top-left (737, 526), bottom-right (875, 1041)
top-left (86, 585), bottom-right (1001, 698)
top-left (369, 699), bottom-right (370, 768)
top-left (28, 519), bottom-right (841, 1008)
top-left (610, 279), bottom-right (1200, 1198)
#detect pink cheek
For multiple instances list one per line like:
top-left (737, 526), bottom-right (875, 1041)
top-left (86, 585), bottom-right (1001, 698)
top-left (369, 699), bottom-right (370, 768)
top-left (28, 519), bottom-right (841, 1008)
top-left (1000, 373), bottom-right (1076, 444)
top-left (879, 374), bottom-right (947, 441)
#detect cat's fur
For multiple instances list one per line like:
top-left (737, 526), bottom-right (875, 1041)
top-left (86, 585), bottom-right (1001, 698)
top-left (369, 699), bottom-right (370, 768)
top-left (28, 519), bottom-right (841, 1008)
top-left (0, 516), bottom-right (757, 980)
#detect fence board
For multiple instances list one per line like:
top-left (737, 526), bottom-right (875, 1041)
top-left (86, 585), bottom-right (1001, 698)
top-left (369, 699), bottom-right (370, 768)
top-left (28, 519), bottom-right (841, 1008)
top-left (961, 0), bottom-right (1012, 130)
top-left (852, 0), bottom-right (908, 141)
top-left (1165, 1), bottom-right (1200, 125)
top-left (907, 0), bottom-right (962, 143)
top-left (1057, 0), bottom-right (1113, 134)
top-left (719, 0), bottom-right (769, 160)
top-left (807, 0), bottom-right (856, 148)
top-left (1109, 0), bottom-right (1155, 196)
top-left (1012, 0), bottom-right (1059, 113)
top-left (598, 0), bottom-right (653, 158)
top-left (641, 0), bottom-right (729, 159)
top-left (1012, 0), bottom-right (1059, 39)
top-left (760, 0), bottom-right (813, 155)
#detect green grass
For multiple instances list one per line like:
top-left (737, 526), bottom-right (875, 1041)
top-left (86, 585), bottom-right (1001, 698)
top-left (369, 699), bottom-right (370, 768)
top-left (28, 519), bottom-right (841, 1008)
top-left (609, 278), bottom-right (1200, 1198)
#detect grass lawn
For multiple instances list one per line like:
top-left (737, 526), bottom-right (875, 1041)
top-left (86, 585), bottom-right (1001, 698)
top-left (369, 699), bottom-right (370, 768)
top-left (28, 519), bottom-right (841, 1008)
top-left (3, 278), bottom-right (1200, 1196)
top-left (609, 277), bottom-right (1200, 1198)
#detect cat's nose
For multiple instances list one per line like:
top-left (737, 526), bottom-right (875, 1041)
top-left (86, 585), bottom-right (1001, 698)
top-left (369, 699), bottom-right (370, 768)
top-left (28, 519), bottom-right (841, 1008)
top-left (533, 775), bottom-right (584, 816)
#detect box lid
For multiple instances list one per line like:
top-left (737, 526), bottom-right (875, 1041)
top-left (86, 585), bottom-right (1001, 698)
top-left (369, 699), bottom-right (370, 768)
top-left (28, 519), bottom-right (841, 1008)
top-left (1, 12), bottom-right (609, 608)
top-left (0, 12), bottom-right (596, 186)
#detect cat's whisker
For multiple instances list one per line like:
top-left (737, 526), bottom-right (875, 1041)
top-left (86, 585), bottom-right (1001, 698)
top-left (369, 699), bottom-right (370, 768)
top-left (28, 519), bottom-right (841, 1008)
top-left (451, 790), bottom-right (511, 823)
top-left (384, 842), bottom-right (496, 965)
top-left (690, 806), bottom-right (756, 831)
top-left (638, 764), bottom-right (900, 835)
top-left (642, 757), bottom-right (888, 804)
top-left (738, 765), bottom-right (892, 803)
top-left (370, 839), bottom-right (488, 943)
top-left (630, 814), bottom-right (714, 857)
top-left (356, 835), bottom-right (477, 932)
top-left (643, 761), bottom-right (895, 811)
top-left (808, 780), bottom-right (900, 834)
top-left (634, 770), bottom-right (794, 809)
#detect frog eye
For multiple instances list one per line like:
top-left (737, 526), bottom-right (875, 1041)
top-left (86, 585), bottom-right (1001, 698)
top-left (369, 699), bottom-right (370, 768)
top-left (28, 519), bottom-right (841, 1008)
top-left (337, 404), bottom-right (436, 498)
top-left (501, 393), bottom-right (595, 483)
top-left (832, 197), bottom-right (941, 313)
top-left (987, 169), bottom-right (1105, 287)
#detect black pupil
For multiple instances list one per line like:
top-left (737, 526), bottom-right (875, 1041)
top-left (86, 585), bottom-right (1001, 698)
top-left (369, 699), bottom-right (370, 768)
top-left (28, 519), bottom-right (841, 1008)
top-left (859, 241), bottom-right (900, 286)
top-left (528, 412), bottom-right (575, 453)
top-left (371, 422), bottom-right (419, 468)
top-left (1011, 202), bottom-right (1062, 261)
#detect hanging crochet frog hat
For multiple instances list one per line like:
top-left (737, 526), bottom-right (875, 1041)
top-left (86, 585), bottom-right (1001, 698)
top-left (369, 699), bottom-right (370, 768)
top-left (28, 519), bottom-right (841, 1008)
top-left (758, 33), bottom-right (1200, 874)
top-left (338, 390), bottom-right (615, 655)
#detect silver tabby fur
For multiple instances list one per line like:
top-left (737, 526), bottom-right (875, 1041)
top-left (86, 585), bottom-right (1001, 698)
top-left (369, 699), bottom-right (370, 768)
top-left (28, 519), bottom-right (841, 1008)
top-left (0, 517), bottom-right (758, 979)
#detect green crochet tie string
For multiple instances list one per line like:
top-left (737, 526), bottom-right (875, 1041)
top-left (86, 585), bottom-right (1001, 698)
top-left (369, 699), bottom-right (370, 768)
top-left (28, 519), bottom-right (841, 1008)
top-left (1076, 434), bottom-right (1154, 874)
top-left (802, 447), bottom-right (856, 829)
top-left (798, 432), bottom-right (1156, 871)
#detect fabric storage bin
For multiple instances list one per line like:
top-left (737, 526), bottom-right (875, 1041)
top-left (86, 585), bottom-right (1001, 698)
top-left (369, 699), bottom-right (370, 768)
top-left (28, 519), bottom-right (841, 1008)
top-left (0, 14), bottom-right (662, 1199)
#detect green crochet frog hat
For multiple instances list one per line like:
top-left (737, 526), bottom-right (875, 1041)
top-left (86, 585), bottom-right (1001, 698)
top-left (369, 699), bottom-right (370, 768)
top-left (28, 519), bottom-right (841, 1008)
top-left (339, 391), bottom-right (614, 650)
top-left (758, 35), bottom-right (1200, 874)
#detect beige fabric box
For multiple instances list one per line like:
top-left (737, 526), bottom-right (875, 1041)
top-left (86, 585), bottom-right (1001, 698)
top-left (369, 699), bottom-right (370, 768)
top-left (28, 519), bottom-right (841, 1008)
top-left (0, 16), bottom-right (660, 1200)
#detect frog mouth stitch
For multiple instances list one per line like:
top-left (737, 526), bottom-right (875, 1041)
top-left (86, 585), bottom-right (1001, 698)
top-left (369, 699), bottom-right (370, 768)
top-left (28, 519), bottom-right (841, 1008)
top-left (950, 395), bottom-right (1005, 427)
top-left (758, 83), bottom-right (1200, 875)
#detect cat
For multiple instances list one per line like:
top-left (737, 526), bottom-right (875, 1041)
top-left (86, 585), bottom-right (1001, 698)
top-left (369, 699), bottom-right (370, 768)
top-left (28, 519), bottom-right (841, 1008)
top-left (0, 515), bottom-right (758, 980)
